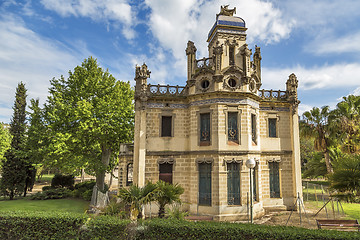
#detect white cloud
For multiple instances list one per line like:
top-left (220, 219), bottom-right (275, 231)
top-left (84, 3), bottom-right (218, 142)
top-left (262, 63), bottom-right (360, 91)
top-left (40, 0), bottom-right (136, 39)
top-left (308, 32), bottom-right (360, 55)
top-left (351, 87), bottom-right (360, 96)
top-left (0, 13), bottom-right (83, 123)
top-left (298, 104), bottom-right (313, 116)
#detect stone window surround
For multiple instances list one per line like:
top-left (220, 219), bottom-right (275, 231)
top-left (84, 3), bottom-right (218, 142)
top-left (158, 110), bottom-right (176, 137)
top-left (265, 113), bottom-right (280, 138)
top-left (223, 106), bottom-right (242, 145)
top-left (266, 157), bottom-right (282, 198)
top-left (249, 108), bottom-right (259, 145)
top-left (196, 108), bottom-right (213, 146)
top-left (196, 157), bottom-right (213, 206)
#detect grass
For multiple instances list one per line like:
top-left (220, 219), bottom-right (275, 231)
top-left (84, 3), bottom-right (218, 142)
top-left (37, 173), bottom-right (55, 183)
top-left (306, 200), bottom-right (360, 220)
top-left (0, 198), bottom-right (89, 213)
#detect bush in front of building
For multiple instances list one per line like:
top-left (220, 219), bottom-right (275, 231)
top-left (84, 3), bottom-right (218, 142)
top-left (51, 173), bottom-right (75, 189)
top-left (139, 218), bottom-right (360, 240)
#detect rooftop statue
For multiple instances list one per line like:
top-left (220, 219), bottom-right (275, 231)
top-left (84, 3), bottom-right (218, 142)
top-left (218, 5), bottom-right (236, 16)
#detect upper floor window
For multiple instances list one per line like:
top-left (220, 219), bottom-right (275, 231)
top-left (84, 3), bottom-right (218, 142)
top-left (228, 112), bottom-right (239, 144)
top-left (229, 46), bottom-right (235, 65)
top-left (251, 114), bottom-right (257, 144)
top-left (200, 113), bottom-right (211, 146)
top-left (161, 116), bottom-right (172, 137)
top-left (268, 118), bottom-right (277, 138)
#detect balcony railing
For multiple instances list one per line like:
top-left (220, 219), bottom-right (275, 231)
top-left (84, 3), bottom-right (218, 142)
top-left (196, 57), bottom-right (213, 68)
top-left (148, 84), bottom-right (186, 96)
top-left (259, 89), bottom-right (287, 101)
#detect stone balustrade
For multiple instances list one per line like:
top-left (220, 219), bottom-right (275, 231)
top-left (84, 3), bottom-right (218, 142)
top-left (148, 84), bottom-right (186, 96)
top-left (259, 89), bottom-right (287, 101)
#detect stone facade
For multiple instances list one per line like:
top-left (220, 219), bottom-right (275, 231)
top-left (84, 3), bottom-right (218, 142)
top-left (119, 7), bottom-right (302, 221)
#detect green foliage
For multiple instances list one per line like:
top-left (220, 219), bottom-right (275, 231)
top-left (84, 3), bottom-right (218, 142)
top-left (30, 188), bottom-right (73, 200)
top-left (0, 82), bottom-right (28, 199)
top-left (0, 211), bottom-right (85, 240)
top-left (302, 152), bottom-right (327, 179)
top-left (140, 218), bottom-right (360, 240)
top-left (102, 197), bottom-right (128, 218)
top-left (80, 216), bottom-right (130, 239)
top-left (155, 180), bottom-right (184, 218)
top-left (329, 154), bottom-right (360, 196)
top-left (44, 57), bottom-right (134, 192)
top-left (118, 181), bottom-right (157, 219)
top-left (51, 173), bottom-right (75, 189)
top-left (166, 204), bottom-right (188, 220)
top-left (0, 122), bottom-right (11, 167)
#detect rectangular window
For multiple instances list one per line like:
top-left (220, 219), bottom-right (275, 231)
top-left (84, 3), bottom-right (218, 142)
top-left (268, 118), bottom-right (277, 138)
top-left (252, 167), bottom-right (257, 202)
top-left (159, 163), bottom-right (173, 184)
top-left (251, 114), bottom-right (257, 144)
top-left (161, 116), bottom-right (172, 137)
top-left (229, 46), bottom-right (235, 65)
top-left (227, 163), bottom-right (240, 205)
top-left (200, 113), bottom-right (211, 146)
top-left (199, 163), bottom-right (212, 206)
top-left (126, 163), bottom-right (133, 186)
top-left (269, 162), bottom-right (280, 198)
top-left (228, 112), bottom-right (239, 143)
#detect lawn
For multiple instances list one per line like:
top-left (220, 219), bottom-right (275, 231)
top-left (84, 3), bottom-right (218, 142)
top-left (306, 200), bottom-right (360, 220)
top-left (0, 198), bottom-right (89, 213)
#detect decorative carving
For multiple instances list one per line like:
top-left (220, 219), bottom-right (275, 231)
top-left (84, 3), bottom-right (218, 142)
top-left (135, 63), bottom-right (151, 79)
top-left (213, 75), bottom-right (223, 83)
top-left (148, 84), bottom-right (187, 96)
top-left (196, 77), bottom-right (211, 92)
top-left (286, 73), bottom-right (300, 114)
top-left (225, 39), bottom-right (238, 47)
top-left (196, 157), bottom-right (213, 164)
top-left (186, 41), bottom-right (197, 55)
top-left (218, 5), bottom-right (236, 17)
top-left (223, 75), bottom-right (241, 91)
top-left (249, 79), bottom-right (257, 93)
top-left (267, 157), bottom-right (281, 163)
top-left (158, 158), bottom-right (175, 164)
top-left (223, 157), bottom-right (243, 165)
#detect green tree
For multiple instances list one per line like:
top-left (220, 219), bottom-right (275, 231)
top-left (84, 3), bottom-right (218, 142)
top-left (0, 123), bottom-right (11, 168)
top-left (155, 180), bottom-right (184, 218)
top-left (300, 106), bottom-right (335, 173)
top-left (44, 57), bottom-right (134, 196)
top-left (0, 82), bottom-right (28, 199)
top-left (329, 154), bottom-right (360, 196)
top-left (331, 95), bottom-right (360, 153)
top-left (118, 182), bottom-right (157, 219)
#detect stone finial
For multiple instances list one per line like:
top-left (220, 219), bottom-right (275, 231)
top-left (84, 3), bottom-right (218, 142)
top-left (135, 63), bottom-right (151, 80)
top-left (186, 41), bottom-right (197, 55)
top-left (286, 73), bottom-right (298, 94)
top-left (218, 5), bottom-right (236, 16)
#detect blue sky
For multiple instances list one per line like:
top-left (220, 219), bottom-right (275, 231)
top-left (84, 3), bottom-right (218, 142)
top-left (1, 0), bottom-right (360, 123)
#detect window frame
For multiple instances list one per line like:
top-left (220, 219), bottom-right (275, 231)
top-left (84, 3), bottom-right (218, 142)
top-left (159, 111), bottom-right (175, 138)
top-left (159, 162), bottom-right (173, 184)
top-left (126, 163), bottom-right (133, 186)
top-left (269, 161), bottom-right (281, 198)
top-left (251, 113), bottom-right (257, 144)
top-left (227, 162), bottom-right (241, 205)
top-left (198, 110), bottom-right (212, 146)
top-left (198, 162), bottom-right (212, 206)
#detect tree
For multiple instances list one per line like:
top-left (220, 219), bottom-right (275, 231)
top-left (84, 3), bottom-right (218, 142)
top-left (329, 154), bottom-right (360, 197)
top-left (0, 123), bottom-right (11, 168)
top-left (118, 182), bottom-right (157, 219)
top-left (300, 106), bottom-right (335, 173)
top-left (155, 180), bottom-right (184, 218)
top-left (0, 82), bottom-right (28, 199)
top-left (331, 95), bottom-right (360, 153)
top-left (44, 57), bottom-right (134, 197)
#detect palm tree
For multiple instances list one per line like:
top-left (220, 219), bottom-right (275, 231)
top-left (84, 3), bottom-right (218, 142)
top-left (155, 180), bottom-right (184, 218)
top-left (118, 181), bottom-right (157, 220)
top-left (329, 154), bottom-right (360, 197)
top-left (331, 95), bottom-right (360, 153)
top-left (300, 106), bottom-right (335, 173)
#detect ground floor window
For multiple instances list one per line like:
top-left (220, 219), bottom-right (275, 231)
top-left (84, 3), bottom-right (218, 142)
top-left (159, 163), bottom-right (173, 184)
top-left (199, 163), bottom-right (211, 205)
top-left (126, 163), bottom-right (133, 186)
top-left (269, 162), bottom-right (280, 198)
top-left (227, 162), bottom-right (240, 205)
top-left (252, 167), bottom-right (257, 202)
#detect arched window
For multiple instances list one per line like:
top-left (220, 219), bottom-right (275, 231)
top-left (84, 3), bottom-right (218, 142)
top-left (126, 163), bottom-right (133, 186)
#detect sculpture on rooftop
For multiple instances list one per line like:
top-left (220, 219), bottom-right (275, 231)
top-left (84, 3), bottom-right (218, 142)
top-left (218, 5), bottom-right (236, 16)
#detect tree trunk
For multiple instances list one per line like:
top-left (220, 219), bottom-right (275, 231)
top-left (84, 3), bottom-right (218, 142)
top-left (324, 150), bottom-right (333, 173)
top-left (96, 147), bottom-right (112, 192)
top-left (158, 204), bottom-right (165, 218)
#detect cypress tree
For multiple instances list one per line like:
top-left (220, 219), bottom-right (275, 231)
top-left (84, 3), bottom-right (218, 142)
top-left (0, 82), bottom-right (28, 199)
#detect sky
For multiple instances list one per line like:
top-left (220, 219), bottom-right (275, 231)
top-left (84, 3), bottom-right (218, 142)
top-left (1, 0), bottom-right (360, 123)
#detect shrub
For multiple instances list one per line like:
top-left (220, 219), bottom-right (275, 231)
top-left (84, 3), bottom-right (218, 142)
top-left (73, 180), bottom-right (96, 200)
top-left (30, 188), bottom-right (72, 200)
top-left (42, 185), bottom-right (54, 191)
top-left (51, 174), bottom-right (75, 189)
top-left (139, 219), bottom-right (360, 240)
top-left (81, 189), bottom-right (93, 201)
top-left (102, 197), bottom-right (128, 218)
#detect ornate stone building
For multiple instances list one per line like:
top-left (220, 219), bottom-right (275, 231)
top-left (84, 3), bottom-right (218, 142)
top-left (119, 7), bottom-right (302, 220)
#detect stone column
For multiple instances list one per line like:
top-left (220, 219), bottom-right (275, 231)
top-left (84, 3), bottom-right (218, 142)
top-left (286, 73), bottom-right (302, 202)
top-left (186, 41), bottom-right (197, 81)
top-left (133, 63), bottom-right (150, 187)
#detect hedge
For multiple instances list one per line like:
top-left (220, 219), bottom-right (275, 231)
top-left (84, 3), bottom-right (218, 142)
top-left (140, 219), bottom-right (360, 240)
top-left (1, 212), bottom-right (359, 240)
